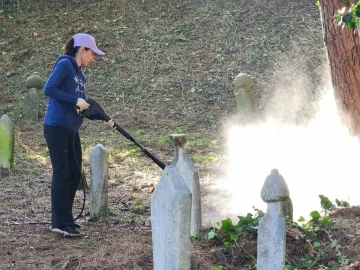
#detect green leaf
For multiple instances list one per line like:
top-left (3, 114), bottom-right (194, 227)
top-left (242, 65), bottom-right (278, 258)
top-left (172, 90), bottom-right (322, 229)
top-left (302, 259), bottom-right (313, 267)
top-left (229, 234), bottom-right (238, 241)
top-left (321, 216), bottom-right (332, 228)
top-left (243, 224), bottom-right (256, 232)
top-left (210, 266), bottom-right (223, 270)
top-left (190, 235), bottom-right (197, 242)
top-left (220, 218), bottom-right (235, 233)
top-left (224, 241), bottom-right (233, 248)
top-left (319, 195), bottom-right (333, 211)
top-left (238, 213), bottom-right (255, 226)
top-left (349, 21), bottom-right (357, 30)
top-left (342, 13), bottom-right (353, 24)
top-left (310, 210), bottom-right (321, 222)
top-left (298, 216), bottom-right (305, 222)
top-left (207, 230), bottom-right (216, 240)
top-left (335, 198), bottom-right (341, 206)
top-left (342, 200), bottom-right (350, 207)
top-left (356, 5), bottom-right (360, 17)
top-left (313, 241), bottom-right (321, 248)
top-left (284, 265), bottom-right (296, 270)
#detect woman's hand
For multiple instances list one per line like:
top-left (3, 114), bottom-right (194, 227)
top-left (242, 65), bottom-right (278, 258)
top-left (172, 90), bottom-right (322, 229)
top-left (76, 98), bottom-right (90, 111)
top-left (105, 119), bottom-right (115, 128)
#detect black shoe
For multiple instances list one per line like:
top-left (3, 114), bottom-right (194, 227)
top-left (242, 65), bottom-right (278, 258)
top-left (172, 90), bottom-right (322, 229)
top-left (50, 226), bottom-right (80, 237)
top-left (71, 226), bottom-right (80, 234)
top-left (73, 223), bottom-right (81, 229)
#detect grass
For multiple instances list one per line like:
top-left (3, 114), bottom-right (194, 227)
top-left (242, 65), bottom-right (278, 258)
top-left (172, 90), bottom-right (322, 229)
top-left (192, 152), bottom-right (220, 164)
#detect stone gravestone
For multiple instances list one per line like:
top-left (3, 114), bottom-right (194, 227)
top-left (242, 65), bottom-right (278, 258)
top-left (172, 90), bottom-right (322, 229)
top-left (170, 133), bottom-right (187, 164)
top-left (283, 196), bottom-right (293, 222)
top-left (233, 73), bottom-right (257, 118)
top-left (171, 134), bottom-right (202, 237)
top-left (0, 114), bottom-right (15, 169)
top-left (23, 89), bottom-right (38, 122)
top-left (89, 144), bottom-right (109, 216)
top-left (257, 169), bottom-right (289, 270)
top-left (151, 165), bottom-right (192, 270)
top-left (23, 73), bottom-right (44, 122)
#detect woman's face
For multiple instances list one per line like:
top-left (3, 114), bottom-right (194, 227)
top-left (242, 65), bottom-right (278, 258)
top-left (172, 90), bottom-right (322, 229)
top-left (79, 48), bottom-right (95, 66)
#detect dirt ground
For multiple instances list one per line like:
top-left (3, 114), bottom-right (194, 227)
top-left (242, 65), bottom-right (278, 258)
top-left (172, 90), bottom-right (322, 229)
top-left (1, 0), bottom-right (360, 269)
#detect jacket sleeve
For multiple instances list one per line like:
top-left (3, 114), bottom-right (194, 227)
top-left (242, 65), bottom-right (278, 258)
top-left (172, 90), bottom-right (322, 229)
top-left (43, 60), bottom-right (78, 105)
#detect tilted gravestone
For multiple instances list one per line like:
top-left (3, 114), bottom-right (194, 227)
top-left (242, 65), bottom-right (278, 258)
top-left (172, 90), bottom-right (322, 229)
top-left (23, 73), bottom-right (44, 122)
top-left (257, 169), bottom-right (289, 270)
top-left (89, 144), bottom-right (109, 216)
top-left (0, 114), bottom-right (15, 169)
top-left (233, 73), bottom-right (257, 117)
top-left (151, 165), bottom-right (192, 270)
top-left (171, 134), bottom-right (202, 237)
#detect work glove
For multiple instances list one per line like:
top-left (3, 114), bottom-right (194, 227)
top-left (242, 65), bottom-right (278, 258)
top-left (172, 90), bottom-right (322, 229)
top-left (76, 98), bottom-right (90, 111)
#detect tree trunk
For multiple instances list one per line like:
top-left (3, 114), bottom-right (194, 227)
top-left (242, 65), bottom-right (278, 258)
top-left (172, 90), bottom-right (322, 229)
top-left (320, 0), bottom-right (360, 137)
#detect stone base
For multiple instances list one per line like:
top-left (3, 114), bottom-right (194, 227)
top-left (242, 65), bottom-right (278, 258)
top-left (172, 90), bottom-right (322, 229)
top-left (257, 215), bottom-right (286, 270)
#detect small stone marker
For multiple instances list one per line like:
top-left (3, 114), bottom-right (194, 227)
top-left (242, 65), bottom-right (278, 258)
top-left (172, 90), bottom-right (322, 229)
top-left (151, 165), bottom-right (192, 270)
top-left (23, 88), bottom-right (39, 122)
top-left (23, 73), bottom-right (44, 122)
top-left (171, 134), bottom-right (202, 237)
top-left (257, 169), bottom-right (289, 270)
top-left (25, 73), bottom-right (44, 89)
top-left (233, 73), bottom-right (257, 116)
top-left (0, 114), bottom-right (15, 169)
top-left (170, 134), bottom-right (187, 164)
top-left (283, 196), bottom-right (293, 222)
top-left (90, 144), bottom-right (109, 216)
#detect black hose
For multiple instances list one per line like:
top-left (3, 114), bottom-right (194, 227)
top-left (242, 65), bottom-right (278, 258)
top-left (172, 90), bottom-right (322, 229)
top-left (72, 128), bottom-right (86, 222)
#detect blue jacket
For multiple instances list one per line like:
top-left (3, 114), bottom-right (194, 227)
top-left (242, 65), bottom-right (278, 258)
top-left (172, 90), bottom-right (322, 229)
top-left (43, 55), bottom-right (87, 132)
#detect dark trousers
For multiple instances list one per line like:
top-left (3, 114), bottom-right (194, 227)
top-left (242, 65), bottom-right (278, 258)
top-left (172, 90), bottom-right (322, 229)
top-left (43, 125), bottom-right (82, 228)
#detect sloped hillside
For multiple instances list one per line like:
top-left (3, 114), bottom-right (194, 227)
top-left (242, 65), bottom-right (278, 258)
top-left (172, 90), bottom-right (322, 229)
top-left (2, 1), bottom-right (354, 270)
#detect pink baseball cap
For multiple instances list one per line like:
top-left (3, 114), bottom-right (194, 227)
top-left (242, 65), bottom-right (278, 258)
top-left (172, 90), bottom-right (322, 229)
top-left (73, 33), bottom-right (105, 56)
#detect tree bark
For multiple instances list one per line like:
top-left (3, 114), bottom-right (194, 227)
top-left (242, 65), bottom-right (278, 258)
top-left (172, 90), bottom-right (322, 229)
top-left (320, 0), bottom-right (360, 137)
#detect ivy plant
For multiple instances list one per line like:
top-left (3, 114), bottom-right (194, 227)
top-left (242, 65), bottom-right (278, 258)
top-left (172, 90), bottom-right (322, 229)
top-left (336, 1), bottom-right (360, 30)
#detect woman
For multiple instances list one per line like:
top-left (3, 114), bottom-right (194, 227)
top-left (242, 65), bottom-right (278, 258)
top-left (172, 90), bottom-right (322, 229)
top-left (43, 33), bottom-right (113, 236)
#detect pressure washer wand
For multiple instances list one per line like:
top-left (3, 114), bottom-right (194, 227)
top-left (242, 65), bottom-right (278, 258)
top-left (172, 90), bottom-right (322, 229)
top-left (112, 122), bottom-right (165, 169)
top-left (79, 98), bottom-right (166, 170)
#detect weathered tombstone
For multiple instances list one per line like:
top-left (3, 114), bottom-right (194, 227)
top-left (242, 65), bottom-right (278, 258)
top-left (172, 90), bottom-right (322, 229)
top-left (23, 73), bottom-right (43, 122)
top-left (170, 133), bottom-right (187, 164)
top-left (283, 196), bottom-right (293, 222)
top-left (151, 165), bottom-right (192, 270)
top-left (0, 114), bottom-right (15, 169)
top-left (25, 73), bottom-right (44, 89)
top-left (89, 144), bottom-right (109, 216)
top-left (171, 134), bottom-right (202, 237)
top-left (257, 169), bottom-right (289, 270)
top-left (233, 73), bottom-right (257, 116)
top-left (23, 88), bottom-right (38, 122)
